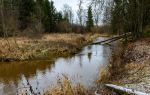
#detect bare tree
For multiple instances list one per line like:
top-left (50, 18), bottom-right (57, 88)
top-left (63, 4), bottom-right (74, 24)
top-left (91, 0), bottom-right (105, 26)
top-left (103, 0), bottom-right (113, 25)
top-left (77, 0), bottom-right (84, 26)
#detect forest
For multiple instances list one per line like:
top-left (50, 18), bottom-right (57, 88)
top-left (0, 0), bottom-right (150, 95)
top-left (0, 0), bottom-right (97, 37)
top-left (0, 0), bottom-right (150, 38)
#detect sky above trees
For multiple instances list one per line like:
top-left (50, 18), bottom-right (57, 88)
top-left (53, 0), bottom-right (88, 12)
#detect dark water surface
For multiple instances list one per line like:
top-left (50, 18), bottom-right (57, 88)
top-left (0, 37), bottom-right (116, 95)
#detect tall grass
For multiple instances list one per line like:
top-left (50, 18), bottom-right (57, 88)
top-left (0, 33), bottom-right (101, 62)
top-left (97, 43), bottom-right (126, 84)
top-left (44, 76), bottom-right (89, 95)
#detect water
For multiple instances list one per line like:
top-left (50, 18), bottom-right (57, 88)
top-left (0, 37), bottom-right (116, 95)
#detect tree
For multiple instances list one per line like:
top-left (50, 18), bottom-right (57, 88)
top-left (49, 0), bottom-right (57, 32)
top-left (42, 0), bottom-right (51, 32)
top-left (91, 0), bottom-right (105, 26)
top-left (18, 0), bottom-right (35, 30)
top-left (109, 0), bottom-right (149, 39)
top-left (102, 1), bottom-right (113, 25)
top-left (0, 0), bottom-right (19, 36)
top-left (77, 0), bottom-right (85, 26)
top-left (35, 0), bottom-right (45, 31)
top-left (55, 12), bottom-right (63, 23)
top-left (86, 6), bottom-right (94, 31)
top-left (62, 4), bottom-right (74, 24)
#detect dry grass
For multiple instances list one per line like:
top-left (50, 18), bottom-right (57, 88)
top-left (44, 76), bottom-right (90, 95)
top-left (121, 38), bottom-right (150, 93)
top-left (17, 76), bottom-right (92, 95)
top-left (0, 33), bottom-right (100, 62)
top-left (97, 38), bottom-right (150, 94)
top-left (97, 43), bottom-right (126, 84)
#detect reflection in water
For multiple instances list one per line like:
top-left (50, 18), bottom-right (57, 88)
top-left (0, 37), bottom-right (116, 95)
top-left (0, 60), bottom-right (54, 84)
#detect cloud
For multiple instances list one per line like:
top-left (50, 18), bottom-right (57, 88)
top-left (53, 0), bottom-right (78, 12)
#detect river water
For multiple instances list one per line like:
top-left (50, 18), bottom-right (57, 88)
top-left (0, 37), bottom-right (116, 95)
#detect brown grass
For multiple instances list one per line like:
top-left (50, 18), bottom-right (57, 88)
top-left (0, 33), bottom-right (101, 62)
top-left (44, 76), bottom-right (90, 95)
top-left (97, 38), bottom-right (150, 94)
top-left (17, 76), bottom-right (92, 95)
top-left (97, 42), bottom-right (126, 84)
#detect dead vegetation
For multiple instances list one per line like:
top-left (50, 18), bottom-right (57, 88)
top-left (18, 76), bottom-right (93, 95)
top-left (44, 76), bottom-right (90, 95)
top-left (0, 33), bottom-right (100, 62)
top-left (98, 38), bottom-right (150, 94)
top-left (97, 42), bottom-right (125, 84)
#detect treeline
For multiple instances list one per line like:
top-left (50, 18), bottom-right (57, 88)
top-left (0, 0), bottom-right (96, 37)
top-left (104, 0), bottom-right (150, 39)
top-left (0, 0), bottom-right (68, 37)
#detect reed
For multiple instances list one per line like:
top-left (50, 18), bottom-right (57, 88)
top-left (44, 76), bottom-right (89, 95)
top-left (0, 33), bottom-right (101, 62)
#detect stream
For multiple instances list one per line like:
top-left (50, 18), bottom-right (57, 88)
top-left (0, 37), bottom-right (118, 95)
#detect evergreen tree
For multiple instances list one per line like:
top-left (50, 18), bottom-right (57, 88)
top-left (55, 12), bottom-right (63, 23)
top-left (111, 0), bottom-right (123, 34)
top-left (86, 6), bottom-right (94, 31)
top-left (42, 0), bottom-right (56, 32)
top-left (43, 0), bottom-right (51, 32)
top-left (36, 0), bottom-right (45, 22)
top-left (18, 0), bottom-right (35, 30)
top-left (49, 0), bottom-right (56, 32)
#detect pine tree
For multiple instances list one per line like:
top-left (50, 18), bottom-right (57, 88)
top-left (49, 0), bottom-right (56, 32)
top-left (18, 0), bottom-right (35, 30)
top-left (55, 12), bottom-right (63, 23)
top-left (42, 0), bottom-right (56, 32)
top-left (36, 0), bottom-right (45, 22)
top-left (86, 6), bottom-right (94, 31)
top-left (43, 0), bottom-right (51, 32)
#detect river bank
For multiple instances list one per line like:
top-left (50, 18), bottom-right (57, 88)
top-left (16, 37), bottom-right (150, 95)
top-left (0, 33), bottom-right (102, 62)
top-left (14, 36), bottom-right (113, 95)
top-left (98, 38), bottom-right (150, 94)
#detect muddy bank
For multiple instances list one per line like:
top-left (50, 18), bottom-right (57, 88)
top-left (121, 38), bottom-right (150, 94)
top-left (99, 38), bottom-right (150, 94)
top-left (0, 33), bottom-right (101, 62)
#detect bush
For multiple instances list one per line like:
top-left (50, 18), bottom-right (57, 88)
top-left (144, 25), bottom-right (150, 37)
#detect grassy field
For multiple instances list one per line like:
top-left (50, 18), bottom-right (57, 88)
top-left (0, 33), bottom-right (100, 62)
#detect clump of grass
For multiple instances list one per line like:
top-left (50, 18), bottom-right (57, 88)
top-left (97, 43), bottom-right (126, 84)
top-left (44, 76), bottom-right (88, 95)
top-left (96, 65), bottom-right (110, 83)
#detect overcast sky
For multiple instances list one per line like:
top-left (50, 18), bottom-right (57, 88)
top-left (53, 0), bottom-right (89, 12)
top-left (52, 0), bottom-right (103, 24)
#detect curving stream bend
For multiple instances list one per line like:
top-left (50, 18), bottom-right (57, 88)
top-left (0, 37), bottom-right (118, 95)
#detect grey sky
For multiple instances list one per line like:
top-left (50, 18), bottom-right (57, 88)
top-left (53, 0), bottom-right (78, 12)
top-left (53, 0), bottom-right (89, 12)
top-left (52, 0), bottom-right (103, 24)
